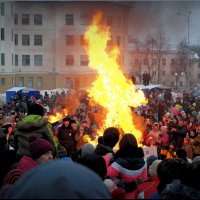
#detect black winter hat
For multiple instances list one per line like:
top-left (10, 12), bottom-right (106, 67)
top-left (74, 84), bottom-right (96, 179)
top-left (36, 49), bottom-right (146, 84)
top-left (27, 103), bottom-right (44, 117)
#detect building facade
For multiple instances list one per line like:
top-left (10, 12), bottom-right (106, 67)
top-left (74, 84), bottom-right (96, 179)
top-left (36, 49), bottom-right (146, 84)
top-left (0, 1), bottom-right (130, 93)
top-left (129, 47), bottom-right (200, 92)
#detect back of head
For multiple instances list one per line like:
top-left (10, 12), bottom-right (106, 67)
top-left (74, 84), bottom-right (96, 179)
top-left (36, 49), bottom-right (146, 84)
top-left (161, 179), bottom-right (200, 199)
top-left (4, 160), bottom-right (110, 199)
top-left (27, 103), bottom-right (44, 117)
top-left (117, 133), bottom-right (144, 158)
top-left (77, 153), bottom-right (107, 180)
top-left (182, 160), bottom-right (200, 189)
top-left (157, 158), bottom-right (189, 194)
top-left (103, 127), bottom-right (120, 148)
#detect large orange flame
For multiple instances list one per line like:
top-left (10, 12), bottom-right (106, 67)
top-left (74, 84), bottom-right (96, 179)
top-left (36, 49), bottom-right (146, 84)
top-left (84, 11), bottom-right (147, 143)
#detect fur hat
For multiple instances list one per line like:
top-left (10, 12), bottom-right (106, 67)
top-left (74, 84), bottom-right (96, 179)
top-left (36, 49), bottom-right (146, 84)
top-left (27, 103), bottom-right (44, 116)
top-left (29, 136), bottom-right (54, 160)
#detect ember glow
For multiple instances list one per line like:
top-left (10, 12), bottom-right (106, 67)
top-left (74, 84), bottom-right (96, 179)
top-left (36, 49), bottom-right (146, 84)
top-left (84, 11), bottom-right (147, 142)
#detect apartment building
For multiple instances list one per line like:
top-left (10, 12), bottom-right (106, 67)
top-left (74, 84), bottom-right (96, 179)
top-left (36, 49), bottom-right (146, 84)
top-left (129, 47), bottom-right (200, 92)
top-left (0, 1), bottom-right (130, 93)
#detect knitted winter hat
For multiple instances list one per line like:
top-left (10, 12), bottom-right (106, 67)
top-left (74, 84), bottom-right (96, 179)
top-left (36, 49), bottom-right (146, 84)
top-left (57, 145), bottom-right (67, 158)
top-left (81, 143), bottom-right (95, 157)
top-left (29, 136), bottom-right (54, 160)
top-left (27, 103), bottom-right (44, 116)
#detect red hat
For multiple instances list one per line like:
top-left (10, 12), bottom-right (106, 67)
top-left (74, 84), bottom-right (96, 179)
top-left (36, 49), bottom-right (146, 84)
top-left (29, 136), bottom-right (54, 160)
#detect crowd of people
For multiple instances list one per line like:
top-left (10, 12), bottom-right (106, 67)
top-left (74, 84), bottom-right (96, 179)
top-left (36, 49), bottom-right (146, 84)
top-left (0, 87), bottom-right (200, 199)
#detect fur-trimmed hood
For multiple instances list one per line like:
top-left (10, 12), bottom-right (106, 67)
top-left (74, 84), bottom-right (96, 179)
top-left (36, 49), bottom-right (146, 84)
top-left (16, 115), bottom-right (48, 133)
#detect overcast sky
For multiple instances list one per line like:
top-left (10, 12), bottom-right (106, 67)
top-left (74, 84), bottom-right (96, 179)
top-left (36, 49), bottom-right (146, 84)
top-left (127, 1), bottom-right (200, 46)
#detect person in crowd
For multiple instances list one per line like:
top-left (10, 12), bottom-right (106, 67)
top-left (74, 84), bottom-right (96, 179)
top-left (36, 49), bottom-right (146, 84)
top-left (174, 118), bottom-right (188, 148)
top-left (0, 128), bottom-right (16, 188)
top-left (192, 131), bottom-right (200, 158)
top-left (2, 160), bottom-right (111, 199)
top-left (145, 123), bottom-right (161, 146)
top-left (182, 137), bottom-right (193, 160)
top-left (2, 136), bottom-right (54, 187)
top-left (104, 133), bottom-right (147, 199)
top-left (1, 123), bottom-right (15, 150)
top-left (94, 127), bottom-right (120, 159)
top-left (149, 158), bottom-right (189, 199)
top-left (159, 141), bottom-right (177, 159)
top-left (14, 103), bottom-right (59, 160)
top-left (137, 159), bottom-right (162, 199)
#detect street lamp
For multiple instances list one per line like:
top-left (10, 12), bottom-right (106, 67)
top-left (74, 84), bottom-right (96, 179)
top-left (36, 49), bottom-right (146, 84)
top-left (177, 11), bottom-right (192, 91)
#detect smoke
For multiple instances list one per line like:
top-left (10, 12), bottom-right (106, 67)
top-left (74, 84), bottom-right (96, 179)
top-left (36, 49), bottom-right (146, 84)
top-left (128, 1), bottom-right (200, 45)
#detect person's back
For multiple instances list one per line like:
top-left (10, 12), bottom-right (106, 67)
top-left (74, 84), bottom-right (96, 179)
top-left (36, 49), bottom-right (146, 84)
top-left (15, 103), bottom-right (58, 160)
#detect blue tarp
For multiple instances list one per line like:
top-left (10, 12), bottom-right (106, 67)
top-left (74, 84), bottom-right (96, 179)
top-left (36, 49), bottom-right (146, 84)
top-left (6, 87), bottom-right (39, 103)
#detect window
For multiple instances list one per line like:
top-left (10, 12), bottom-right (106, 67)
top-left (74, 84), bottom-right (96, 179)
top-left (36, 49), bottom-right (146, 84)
top-left (198, 63), bottom-right (200, 69)
top-left (19, 77), bottom-right (24, 87)
top-left (22, 34), bottom-right (30, 46)
top-left (80, 14), bottom-right (89, 25)
top-left (162, 71), bottom-right (166, 76)
top-left (15, 55), bottom-right (18, 66)
top-left (22, 14), bottom-right (30, 25)
top-left (34, 55), bottom-right (43, 66)
top-left (14, 34), bottom-right (18, 45)
top-left (198, 73), bottom-right (200, 79)
top-left (180, 81), bottom-right (183, 87)
top-left (34, 35), bottom-right (42, 46)
top-left (107, 16), bottom-right (113, 26)
top-left (37, 77), bottom-right (43, 87)
top-left (66, 55), bottom-right (74, 66)
top-left (12, 77), bottom-right (15, 86)
top-left (153, 71), bottom-right (156, 76)
top-left (189, 59), bottom-right (192, 66)
top-left (144, 58), bottom-right (148, 65)
top-left (1, 78), bottom-right (5, 86)
top-left (66, 14), bottom-right (74, 25)
top-left (116, 16), bottom-right (121, 27)
top-left (66, 77), bottom-right (73, 89)
top-left (152, 59), bottom-right (156, 65)
top-left (116, 36), bottom-right (120, 46)
top-left (28, 77), bottom-right (33, 88)
top-left (171, 81), bottom-right (175, 87)
top-left (1, 53), bottom-right (5, 66)
top-left (1, 28), bottom-right (4, 40)
top-left (34, 14), bottom-right (42, 25)
top-left (66, 35), bottom-right (74, 45)
top-left (162, 58), bottom-right (166, 65)
top-left (80, 35), bottom-right (86, 46)
top-left (80, 55), bottom-right (88, 66)
top-left (14, 13), bottom-right (18, 24)
top-left (0, 3), bottom-right (4, 16)
top-left (22, 55), bottom-right (30, 66)
top-left (171, 59), bottom-right (175, 65)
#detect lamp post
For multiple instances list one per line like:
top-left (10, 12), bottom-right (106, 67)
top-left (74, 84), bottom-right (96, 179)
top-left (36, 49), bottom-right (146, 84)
top-left (177, 11), bottom-right (192, 91)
